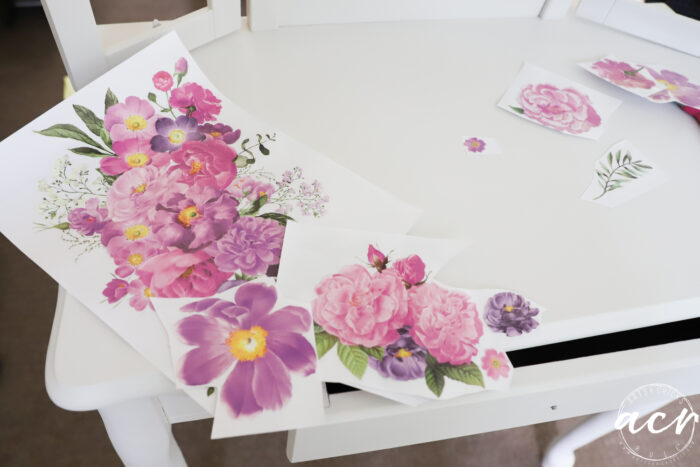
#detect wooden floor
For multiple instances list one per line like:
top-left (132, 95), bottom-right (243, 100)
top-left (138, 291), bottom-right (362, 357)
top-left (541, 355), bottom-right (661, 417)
top-left (0, 6), bottom-right (698, 467)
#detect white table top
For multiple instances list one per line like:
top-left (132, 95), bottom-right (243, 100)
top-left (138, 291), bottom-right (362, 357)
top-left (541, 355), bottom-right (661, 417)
top-left (52, 13), bottom-right (700, 405)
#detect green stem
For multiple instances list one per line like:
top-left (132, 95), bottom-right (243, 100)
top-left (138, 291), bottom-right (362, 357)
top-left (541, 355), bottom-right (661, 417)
top-left (594, 161), bottom-right (635, 200)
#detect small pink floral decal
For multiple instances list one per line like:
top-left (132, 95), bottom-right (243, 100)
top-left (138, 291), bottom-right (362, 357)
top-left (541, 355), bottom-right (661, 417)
top-left (513, 83), bottom-right (601, 135)
top-left (591, 59), bottom-right (654, 90)
top-left (646, 68), bottom-right (700, 108)
top-left (481, 348), bottom-right (510, 380)
top-left (152, 71), bottom-right (174, 92)
top-left (464, 137), bottom-right (486, 153)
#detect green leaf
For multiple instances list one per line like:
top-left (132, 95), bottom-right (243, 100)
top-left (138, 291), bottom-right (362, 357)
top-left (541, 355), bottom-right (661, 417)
top-left (359, 346), bottom-right (384, 360)
top-left (615, 150), bottom-right (621, 165)
top-left (69, 147), bottom-right (111, 158)
top-left (440, 362), bottom-right (485, 388)
top-left (258, 212), bottom-right (295, 226)
top-left (73, 104), bottom-right (112, 147)
top-left (336, 343), bottom-right (368, 379)
top-left (623, 153), bottom-right (631, 164)
top-left (425, 366), bottom-right (445, 397)
top-left (36, 123), bottom-right (105, 149)
top-left (635, 163), bottom-right (653, 170)
top-left (314, 322), bottom-right (324, 334)
top-left (96, 168), bottom-right (118, 185)
top-left (259, 143), bottom-right (270, 156)
top-left (105, 88), bottom-right (118, 112)
top-left (607, 152), bottom-right (613, 167)
top-left (147, 92), bottom-right (157, 103)
top-left (207, 387), bottom-right (215, 397)
top-left (241, 138), bottom-right (249, 149)
top-left (240, 194), bottom-right (268, 216)
top-left (235, 156), bottom-right (253, 168)
top-left (315, 331), bottom-right (339, 359)
top-left (509, 106), bottom-right (525, 115)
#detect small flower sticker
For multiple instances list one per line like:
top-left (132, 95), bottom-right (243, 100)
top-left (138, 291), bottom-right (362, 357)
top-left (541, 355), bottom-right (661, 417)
top-left (481, 349), bottom-right (510, 380)
top-left (464, 137), bottom-right (486, 153)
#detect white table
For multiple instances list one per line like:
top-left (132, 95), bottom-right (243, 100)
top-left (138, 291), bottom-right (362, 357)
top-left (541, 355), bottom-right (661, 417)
top-left (46, 13), bottom-right (700, 466)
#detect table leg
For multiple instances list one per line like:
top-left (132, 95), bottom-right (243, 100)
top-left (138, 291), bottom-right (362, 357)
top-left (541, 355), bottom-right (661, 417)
top-left (98, 397), bottom-right (187, 467)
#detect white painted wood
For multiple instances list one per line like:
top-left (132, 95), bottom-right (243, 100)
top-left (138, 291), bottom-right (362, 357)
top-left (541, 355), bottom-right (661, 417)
top-left (41, 0), bottom-right (241, 90)
top-left (577, 0), bottom-right (700, 56)
top-left (247, 0), bottom-right (279, 31)
top-left (539, 0), bottom-right (574, 19)
top-left (287, 339), bottom-right (700, 462)
top-left (159, 393), bottom-right (212, 424)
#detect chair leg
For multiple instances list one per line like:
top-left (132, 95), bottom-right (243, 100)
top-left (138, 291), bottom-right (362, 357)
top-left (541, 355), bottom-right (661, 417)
top-left (98, 397), bottom-right (187, 467)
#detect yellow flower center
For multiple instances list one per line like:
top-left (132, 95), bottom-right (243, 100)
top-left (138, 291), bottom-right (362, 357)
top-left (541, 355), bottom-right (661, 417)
top-left (125, 115), bottom-right (147, 131)
top-left (124, 224), bottom-right (149, 240)
top-left (168, 129), bottom-right (185, 144)
top-left (144, 287), bottom-right (154, 298)
top-left (190, 160), bottom-right (203, 174)
top-left (126, 152), bottom-right (149, 167)
top-left (491, 358), bottom-right (501, 368)
top-left (177, 205), bottom-right (201, 227)
top-left (471, 141), bottom-right (481, 147)
top-left (226, 326), bottom-right (268, 361)
top-left (657, 79), bottom-right (678, 91)
top-left (180, 266), bottom-right (194, 279)
top-left (258, 191), bottom-right (266, 198)
top-left (395, 348), bottom-right (412, 358)
top-left (132, 183), bottom-right (147, 194)
top-left (503, 306), bottom-right (514, 312)
top-left (210, 131), bottom-right (221, 137)
top-left (127, 253), bottom-right (144, 266)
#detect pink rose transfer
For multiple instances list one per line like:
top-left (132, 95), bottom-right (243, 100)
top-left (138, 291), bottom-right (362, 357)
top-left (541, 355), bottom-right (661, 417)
top-left (517, 84), bottom-right (601, 135)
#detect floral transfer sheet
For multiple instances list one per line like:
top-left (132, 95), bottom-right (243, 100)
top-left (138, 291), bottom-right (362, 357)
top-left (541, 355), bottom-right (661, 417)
top-left (276, 224), bottom-right (544, 403)
top-left (0, 32), bottom-right (420, 408)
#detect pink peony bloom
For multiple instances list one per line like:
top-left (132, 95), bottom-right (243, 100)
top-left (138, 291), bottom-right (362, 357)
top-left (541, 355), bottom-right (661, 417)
top-left (103, 278), bottom-right (128, 303)
top-left (646, 68), bottom-right (700, 107)
top-left (367, 244), bottom-right (387, 271)
top-left (175, 57), bottom-right (188, 74)
top-left (100, 138), bottom-right (168, 176)
top-left (518, 84), bottom-right (601, 135)
top-left (127, 279), bottom-right (155, 311)
top-left (391, 254), bottom-right (426, 286)
top-left (137, 249), bottom-right (231, 298)
top-left (312, 264), bottom-right (409, 347)
top-left (106, 234), bottom-right (164, 278)
top-left (170, 139), bottom-right (237, 190)
top-left (226, 176), bottom-right (275, 201)
top-left (409, 283), bottom-right (483, 365)
top-left (152, 71), bottom-right (174, 91)
top-left (591, 59), bottom-right (654, 89)
top-left (68, 197), bottom-right (109, 236)
top-left (481, 348), bottom-right (510, 380)
top-left (169, 82), bottom-right (221, 123)
top-left (104, 96), bottom-right (157, 143)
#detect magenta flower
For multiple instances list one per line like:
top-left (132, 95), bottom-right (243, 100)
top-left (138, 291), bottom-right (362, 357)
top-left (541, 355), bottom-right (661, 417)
top-left (152, 71), bottom-right (174, 91)
top-left (591, 59), bottom-right (654, 89)
top-left (646, 68), bottom-right (700, 107)
top-left (170, 139), bottom-right (237, 190)
top-left (169, 83), bottom-right (222, 123)
top-left (127, 278), bottom-right (155, 311)
top-left (102, 278), bottom-right (128, 303)
top-left (367, 244), bottom-right (387, 271)
top-left (152, 184), bottom-right (239, 251)
top-left (175, 57), bottom-right (188, 74)
top-left (68, 197), bottom-right (109, 235)
top-left (226, 176), bottom-right (275, 202)
top-left (104, 96), bottom-right (157, 143)
top-left (391, 254), bottom-right (426, 286)
top-left (106, 235), bottom-right (163, 278)
top-left (408, 283), bottom-right (483, 365)
top-left (175, 283), bottom-right (316, 417)
top-left (464, 137), bottom-right (486, 153)
top-left (200, 123), bottom-right (241, 144)
top-left (137, 249), bottom-right (231, 298)
top-left (100, 138), bottom-right (168, 176)
top-left (517, 84), bottom-right (601, 134)
top-left (206, 216), bottom-right (285, 275)
top-left (313, 264), bottom-right (409, 347)
top-left (481, 349), bottom-right (510, 380)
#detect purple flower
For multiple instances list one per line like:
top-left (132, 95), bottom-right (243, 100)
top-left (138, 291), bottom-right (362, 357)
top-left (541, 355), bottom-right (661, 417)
top-left (647, 68), bottom-right (700, 107)
top-left (150, 116), bottom-right (203, 152)
top-left (484, 292), bottom-right (539, 336)
top-left (206, 216), bottom-right (285, 275)
top-left (200, 123), bottom-right (241, 144)
top-left (152, 184), bottom-right (239, 251)
top-left (176, 283), bottom-right (316, 417)
top-left (68, 198), bottom-right (109, 235)
top-left (102, 278), bottom-right (128, 303)
top-left (464, 137), bottom-right (486, 153)
top-left (369, 332), bottom-right (427, 380)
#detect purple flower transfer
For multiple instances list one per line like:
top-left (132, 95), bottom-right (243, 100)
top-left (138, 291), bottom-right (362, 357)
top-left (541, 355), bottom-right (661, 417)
top-left (176, 283), bottom-right (316, 417)
top-left (200, 123), bottom-right (241, 144)
top-left (464, 137), bottom-right (486, 153)
top-left (150, 116), bottom-right (204, 152)
top-left (646, 68), bottom-right (700, 107)
top-left (369, 331), bottom-right (427, 381)
top-left (68, 197), bottom-right (109, 235)
top-left (484, 292), bottom-right (539, 336)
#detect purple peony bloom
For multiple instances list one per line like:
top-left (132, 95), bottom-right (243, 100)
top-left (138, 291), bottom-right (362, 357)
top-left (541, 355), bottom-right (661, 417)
top-left (200, 123), bottom-right (241, 144)
top-left (150, 116), bottom-right (204, 152)
top-left (68, 197), bottom-right (109, 235)
top-left (369, 332), bottom-right (427, 381)
top-left (176, 282), bottom-right (316, 417)
top-left (484, 292), bottom-right (539, 336)
top-left (206, 216), bottom-right (285, 275)
top-left (152, 184), bottom-right (239, 251)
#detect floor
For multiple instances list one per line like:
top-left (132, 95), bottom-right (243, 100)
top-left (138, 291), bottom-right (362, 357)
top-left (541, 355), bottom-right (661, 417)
top-left (1, 5), bottom-right (699, 467)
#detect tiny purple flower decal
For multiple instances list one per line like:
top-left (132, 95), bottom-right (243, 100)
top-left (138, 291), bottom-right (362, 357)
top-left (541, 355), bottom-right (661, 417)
top-left (484, 292), bottom-right (539, 337)
top-left (464, 137), bottom-right (486, 153)
top-left (68, 198), bottom-right (109, 235)
top-left (176, 283), bottom-right (316, 417)
top-left (200, 123), bottom-right (241, 145)
top-left (369, 331), bottom-right (427, 380)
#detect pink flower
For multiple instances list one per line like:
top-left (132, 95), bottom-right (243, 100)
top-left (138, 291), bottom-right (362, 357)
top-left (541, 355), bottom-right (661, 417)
top-left (392, 254), bottom-right (426, 286)
top-left (591, 59), bottom-right (654, 89)
top-left (169, 83), bottom-right (221, 123)
top-left (100, 138), bottom-right (168, 176)
top-left (103, 278), bottom-right (128, 303)
top-left (481, 349), bottom-right (510, 380)
top-left (517, 84), bottom-right (601, 135)
top-left (127, 279), bottom-right (155, 311)
top-left (106, 235), bottom-right (164, 278)
top-left (226, 176), bottom-right (275, 201)
top-left (170, 139), bottom-right (237, 190)
top-left (367, 244), bottom-right (387, 271)
top-left (68, 197), bottom-right (109, 235)
top-left (175, 57), bottom-right (188, 74)
top-left (152, 71), bottom-right (173, 91)
top-left (137, 249), bottom-right (231, 298)
top-left (104, 96), bottom-right (157, 143)
top-left (313, 265), bottom-right (409, 347)
top-left (647, 68), bottom-right (700, 107)
top-left (409, 283), bottom-right (483, 365)
top-left (464, 137), bottom-right (486, 153)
